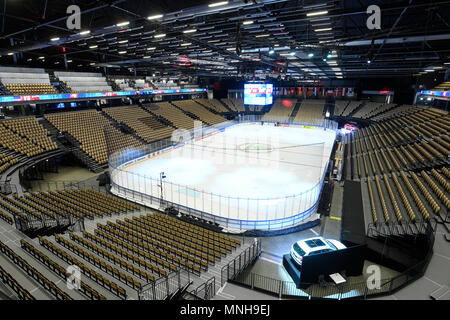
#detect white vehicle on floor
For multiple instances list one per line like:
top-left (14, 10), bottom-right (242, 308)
top-left (290, 236), bottom-right (346, 266)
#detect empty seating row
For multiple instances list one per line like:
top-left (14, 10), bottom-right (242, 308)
top-left (341, 100), bottom-right (362, 117)
top-left (432, 81), bottom-right (450, 91)
top-left (0, 193), bottom-right (43, 220)
top-left (45, 110), bottom-right (138, 165)
top-left (333, 100), bottom-right (350, 116)
top-left (103, 106), bottom-right (173, 143)
top-left (172, 100), bottom-right (226, 126)
top-left (0, 208), bottom-right (13, 224)
top-left (101, 219), bottom-right (211, 269)
top-left (76, 231), bottom-right (177, 275)
top-left (27, 191), bottom-right (85, 220)
top-left (293, 99), bottom-right (326, 125)
top-left (0, 264), bottom-right (35, 300)
top-left (55, 234), bottom-right (157, 283)
top-left (2, 117), bottom-right (57, 152)
top-left (4, 83), bottom-right (56, 95)
top-left (421, 170), bottom-right (450, 208)
top-left (196, 99), bottom-right (230, 113)
top-left (0, 151), bottom-right (19, 174)
top-left (147, 212), bottom-right (240, 247)
top-left (261, 99), bottom-right (297, 122)
top-left (19, 239), bottom-right (105, 300)
top-left (95, 223), bottom-right (203, 274)
top-left (38, 237), bottom-right (128, 298)
top-left (137, 215), bottom-right (229, 255)
top-left (399, 171), bottom-right (429, 220)
top-left (0, 240), bottom-right (72, 300)
top-left (121, 217), bottom-right (223, 260)
top-left (0, 68), bottom-right (55, 95)
top-left (0, 195), bottom-right (29, 221)
top-left (146, 102), bottom-right (195, 130)
top-left (221, 98), bottom-right (245, 112)
top-left (72, 232), bottom-right (169, 278)
top-left (54, 71), bottom-right (112, 93)
top-left (0, 124), bottom-right (45, 157)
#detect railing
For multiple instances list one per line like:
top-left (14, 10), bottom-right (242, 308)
top-left (138, 269), bottom-right (191, 300)
top-left (27, 180), bottom-right (105, 193)
top-left (367, 219), bottom-right (437, 238)
top-left (107, 116), bottom-right (338, 231)
top-left (221, 239), bottom-right (262, 286)
top-left (229, 221), bottom-right (435, 300)
top-left (188, 276), bottom-right (216, 300)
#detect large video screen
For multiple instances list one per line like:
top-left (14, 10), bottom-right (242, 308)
top-left (244, 83), bottom-right (273, 105)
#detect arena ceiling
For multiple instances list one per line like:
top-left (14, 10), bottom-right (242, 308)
top-left (0, 0), bottom-right (449, 80)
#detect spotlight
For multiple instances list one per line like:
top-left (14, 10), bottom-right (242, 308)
top-left (308, 53), bottom-right (314, 58)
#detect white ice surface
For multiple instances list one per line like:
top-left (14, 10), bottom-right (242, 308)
top-left (112, 123), bottom-right (336, 223)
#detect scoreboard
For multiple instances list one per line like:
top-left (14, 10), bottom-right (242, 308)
top-left (244, 83), bottom-right (273, 106)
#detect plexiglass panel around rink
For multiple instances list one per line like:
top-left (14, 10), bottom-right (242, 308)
top-left (107, 115), bottom-right (337, 231)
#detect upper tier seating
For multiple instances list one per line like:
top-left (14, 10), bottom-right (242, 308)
top-left (150, 78), bottom-right (179, 90)
top-left (293, 99), bottom-right (325, 125)
top-left (54, 71), bottom-right (112, 93)
top-left (171, 100), bottom-right (226, 126)
top-left (0, 117), bottom-right (56, 157)
top-left (113, 78), bottom-right (135, 91)
top-left (334, 100), bottom-right (350, 116)
top-left (0, 66), bottom-right (56, 95)
top-left (195, 99), bottom-right (230, 113)
top-left (341, 100), bottom-right (363, 117)
top-left (146, 102), bottom-right (196, 130)
top-left (45, 110), bottom-right (142, 165)
top-left (2, 117), bottom-right (58, 152)
top-left (432, 81), bottom-right (450, 91)
top-left (103, 106), bottom-right (173, 143)
top-left (352, 102), bottom-right (396, 119)
top-left (221, 98), bottom-right (245, 112)
top-left (261, 98), bottom-right (297, 122)
top-left (371, 104), bottom-right (417, 122)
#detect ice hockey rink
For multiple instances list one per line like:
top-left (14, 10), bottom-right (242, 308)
top-left (111, 123), bottom-right (336, 228)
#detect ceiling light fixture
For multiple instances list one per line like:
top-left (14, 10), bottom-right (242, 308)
top-left (209, 1), bottom-right (229, 7)
top-left (116, 21), bottom-right (130, 27)
top-left (307, 10), bottom-right (328, 17)
top-left (314, 27), bottom-right (332, 32)
top-left (148, 14), bottom-right (163, 20)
